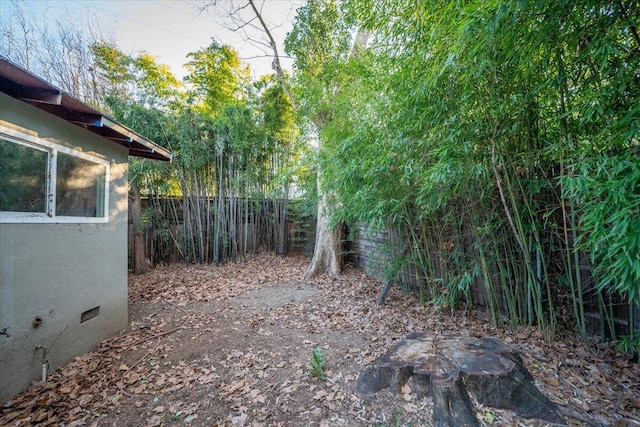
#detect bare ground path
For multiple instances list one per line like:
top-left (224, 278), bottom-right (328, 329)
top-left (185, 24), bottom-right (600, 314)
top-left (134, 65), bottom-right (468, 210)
top-left (1, 254), bottom-right (639, 426)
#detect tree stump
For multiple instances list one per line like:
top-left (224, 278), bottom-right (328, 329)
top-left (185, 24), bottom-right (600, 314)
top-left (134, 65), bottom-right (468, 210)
top-left (355, 333), bottom-right (566, 426)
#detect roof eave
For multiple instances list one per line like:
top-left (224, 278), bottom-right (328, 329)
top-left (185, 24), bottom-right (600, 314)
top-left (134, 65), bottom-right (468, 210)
top-left (93, 116), bottom-right (173, 162)
top-left (0, 57), bottom-right (171, 162)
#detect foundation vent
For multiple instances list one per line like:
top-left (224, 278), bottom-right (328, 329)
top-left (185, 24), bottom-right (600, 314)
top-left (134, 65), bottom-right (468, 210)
top-left (80, 306), bottom-right (100, 323)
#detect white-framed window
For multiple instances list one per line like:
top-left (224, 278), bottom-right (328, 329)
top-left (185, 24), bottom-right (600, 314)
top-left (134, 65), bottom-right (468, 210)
top-left (0, 126), bottom-right (110, 223)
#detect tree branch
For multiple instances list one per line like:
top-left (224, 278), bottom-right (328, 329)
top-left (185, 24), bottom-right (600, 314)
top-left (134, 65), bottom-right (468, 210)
top-left (247, 0), bottom-right (296, 109)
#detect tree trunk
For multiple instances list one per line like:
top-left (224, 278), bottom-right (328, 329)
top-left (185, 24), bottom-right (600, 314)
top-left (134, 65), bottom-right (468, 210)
top-left (304, 29), bottom-right (370, 278)
top-left (305, 189), bottom-right (341, 278)
top-left (355, 333), bottom-right (566, 427)
top-left (129, 182), bottom-right (149, 275)
top-left (243, 0), bottom-right (361, 278)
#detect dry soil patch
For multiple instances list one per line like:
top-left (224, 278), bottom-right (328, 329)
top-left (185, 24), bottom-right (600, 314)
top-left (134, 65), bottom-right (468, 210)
top-left (1, 254), bottom-right (639, 427)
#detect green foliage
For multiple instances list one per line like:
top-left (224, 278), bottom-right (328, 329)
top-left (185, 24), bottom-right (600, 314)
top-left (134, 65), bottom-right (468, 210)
top-left (132, 53), bottom-right (181, 107)
top-left (91, 41), bottom-right (307, 264)
top-left (163, 411), bottom-right (182, 422)
top-left (92, 41), bottom-right (133, 89)
top-left (306, 347), bottom-right (327, 381)
top-left (92, 41), bottom-right (182, 110)
top-left (560, 155), bottom-right (640, 303)
top-left (288, 0), bottom-right (640, 345)
top-left (285, 0), bottom-right (354, 124)
top-left (184, 41), bottom-right (249, 116)
top-left (616, 334), bottom-right (640, 363)
top-left (285, 0), bottom-right (352, 75)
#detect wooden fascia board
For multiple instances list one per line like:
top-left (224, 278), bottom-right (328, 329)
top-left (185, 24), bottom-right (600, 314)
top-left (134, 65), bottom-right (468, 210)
top-left (92, 116), bottom-right (172, 161)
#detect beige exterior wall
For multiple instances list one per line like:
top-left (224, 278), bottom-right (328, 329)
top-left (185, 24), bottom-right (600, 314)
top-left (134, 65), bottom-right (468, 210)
top-left (0, 93), bottom-right (130, 402)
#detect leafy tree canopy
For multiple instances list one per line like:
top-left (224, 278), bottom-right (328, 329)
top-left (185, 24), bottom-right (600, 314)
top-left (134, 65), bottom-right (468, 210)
top-left (184, 41), bottom-right (250, 116)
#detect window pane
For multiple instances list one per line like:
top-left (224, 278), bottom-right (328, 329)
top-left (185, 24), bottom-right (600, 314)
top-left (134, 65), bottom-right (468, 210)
top-left (56, 153), bottom-right (106, 217)
top-left (0, 138), bottom-right (48, 213)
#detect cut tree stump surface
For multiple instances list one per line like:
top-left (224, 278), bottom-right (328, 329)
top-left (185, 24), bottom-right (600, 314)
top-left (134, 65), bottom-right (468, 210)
top-left (355, 333), bottom-right (567, 427)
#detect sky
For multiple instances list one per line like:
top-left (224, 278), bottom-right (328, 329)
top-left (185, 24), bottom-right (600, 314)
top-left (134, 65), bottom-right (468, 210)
top-left (1, 0), bottom-right (304, 80)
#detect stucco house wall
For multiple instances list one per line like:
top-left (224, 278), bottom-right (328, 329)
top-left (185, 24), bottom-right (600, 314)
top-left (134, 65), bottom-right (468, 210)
top-left (0, 92), bottom-right (129, 402)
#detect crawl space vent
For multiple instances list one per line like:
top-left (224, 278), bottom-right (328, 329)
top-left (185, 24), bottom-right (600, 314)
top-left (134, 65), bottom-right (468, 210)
top-left (81, 306), bottom-right (100, 323)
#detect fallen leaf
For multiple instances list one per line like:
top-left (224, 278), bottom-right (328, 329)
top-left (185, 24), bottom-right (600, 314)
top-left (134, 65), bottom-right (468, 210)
top-left (401, 383), bottom-right (411, 395)
top-left (147, 415), bottom-right (162, 426)
top-left (313, 390), bottom-right (328, 400)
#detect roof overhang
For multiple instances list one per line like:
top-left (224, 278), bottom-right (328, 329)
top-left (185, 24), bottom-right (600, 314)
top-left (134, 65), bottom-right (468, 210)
top-left (0, 57), bottom-right (171, 162)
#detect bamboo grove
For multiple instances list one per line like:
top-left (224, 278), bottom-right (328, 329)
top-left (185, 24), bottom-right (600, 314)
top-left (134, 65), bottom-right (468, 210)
top-left (92, 41), bottom-right (311, 267)
top-left (292, 0), bottom-right (639, 351)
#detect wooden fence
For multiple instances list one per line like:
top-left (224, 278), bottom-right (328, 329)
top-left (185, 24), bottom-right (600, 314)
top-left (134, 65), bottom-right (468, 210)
top-left (128, 197), bottom-right (315, 269)
top-left (347, 224), bottom-right (640, 341)
top-left (129, 201), bottom-right (638, 343)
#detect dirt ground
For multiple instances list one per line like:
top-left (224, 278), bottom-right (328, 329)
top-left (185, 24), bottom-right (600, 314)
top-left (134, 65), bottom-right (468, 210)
top-left (1, 254), bottom-right (639, 427)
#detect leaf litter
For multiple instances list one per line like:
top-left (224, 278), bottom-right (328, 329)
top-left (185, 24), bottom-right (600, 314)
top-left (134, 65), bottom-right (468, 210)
top-left (1, 253), bottom-right (639, 426)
